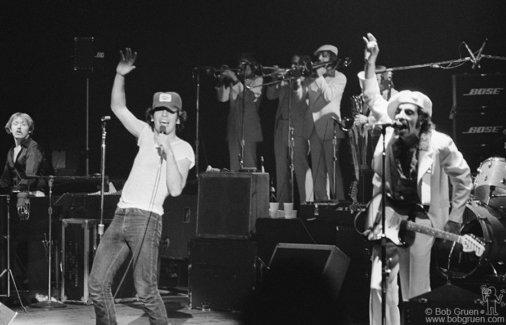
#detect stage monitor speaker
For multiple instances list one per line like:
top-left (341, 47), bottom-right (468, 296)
top-left (0, 302), bottom-right (17, 325)
top-left (197, 172), bottom-right (268, 239)
top-left (268, 243), bottom-right (350, 300)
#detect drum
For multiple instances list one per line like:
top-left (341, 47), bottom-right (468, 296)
top-left (433, 200), bottom-right (506, 279)
top-left (474, 157), bottom-right (506, 209)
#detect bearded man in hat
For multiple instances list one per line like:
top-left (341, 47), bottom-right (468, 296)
top-left (294, 44), bottom-right (347, 202)
top-left (361, 33), bottom-right (472, 325)
top-left (89, 48), bottom-right (194, 325)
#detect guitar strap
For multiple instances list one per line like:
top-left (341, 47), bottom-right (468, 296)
top-left (419, 131), bottom-right (433, 207)
top-left (420, 166), bottom-right (431, 207)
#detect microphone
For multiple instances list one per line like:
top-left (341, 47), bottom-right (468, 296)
top-left (464, 42), bottom-right (477, 67)
top-left (156, 125), bottom-right (167, 158)
top-left (376, 121), bottom-right (405, 129)
top-left (101, 116), bottom-right (111, 121)
top-left (473, 38), bottom-right (488, 69)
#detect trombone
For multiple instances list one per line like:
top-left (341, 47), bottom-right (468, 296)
top-left (247, 66), bottom-right (302, 88)
top-left (204, 66), bottom-right (241, 78)
top-left (298, 57), bottom-right (352, 77)
top-left (247, 57), bottom-right (351, 88)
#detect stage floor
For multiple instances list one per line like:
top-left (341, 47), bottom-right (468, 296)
top-left (9, 294), bottom-right (242, 325)
top-left (6, 290), bottom-right (369, 325)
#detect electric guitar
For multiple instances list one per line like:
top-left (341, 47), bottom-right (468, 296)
top-left (354, 194), bottom-right (485, 257)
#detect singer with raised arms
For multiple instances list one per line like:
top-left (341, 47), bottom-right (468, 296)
top-left (88, 48), bottom-right (195, 325)
top-left (361, 33), bottom-right (472, 325)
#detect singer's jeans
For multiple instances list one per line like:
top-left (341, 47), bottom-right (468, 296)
top-left (89, 208), bottom-right (169, 325)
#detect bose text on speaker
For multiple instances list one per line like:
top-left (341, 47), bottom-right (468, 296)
top-left (268, 243), bottom-right (350, 299)
top-left (197, 172), bottom-right (268, 239)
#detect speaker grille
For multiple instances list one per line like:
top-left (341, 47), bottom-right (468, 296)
top-left (197, 173), bottom-right (269, 239)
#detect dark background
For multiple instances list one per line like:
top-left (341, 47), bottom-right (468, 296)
top-left (1, 0), bottom-right (505, 186)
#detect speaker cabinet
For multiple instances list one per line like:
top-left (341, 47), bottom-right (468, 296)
top-left (160, 194), bottom-right (198, 259)
top-left (268, 243), bottom-right (350, 299)
top-left (451, 74), bottom-right (506, 172)
top-left (452, 108), bottom-right (504, 172)
top-left (197, 172), bottom-right (269, 239)
top-left (189, 238), bottom-right (257, 311)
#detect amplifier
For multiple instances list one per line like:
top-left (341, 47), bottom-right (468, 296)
top-left (197, 172), bottom-right (269, 239)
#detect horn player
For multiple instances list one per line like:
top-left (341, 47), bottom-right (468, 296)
top-left (294, 44), bottom-right (347, 202)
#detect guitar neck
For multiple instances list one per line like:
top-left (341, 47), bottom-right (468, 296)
top-left (405, 221), bottom-right (461, 243)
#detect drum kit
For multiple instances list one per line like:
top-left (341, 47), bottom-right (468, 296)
top-left (434, 157), bottom-right (506, 280)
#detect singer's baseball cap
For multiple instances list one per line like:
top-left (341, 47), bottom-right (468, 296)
top-left (151, 92), bottom-right (182, 113)
top-left (314, 44), bottom-right (338, 56)
top-left (387, 90), bottom-right (432, 119)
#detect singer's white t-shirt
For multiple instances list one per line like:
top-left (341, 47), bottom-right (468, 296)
top-left (117, 125), bottom-right (195, 215)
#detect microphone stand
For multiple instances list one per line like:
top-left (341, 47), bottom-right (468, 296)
top-left (193, 68), bottom-right (201, 178)
top-left (98, 116), bottom-right (109, 238)
top-left (379, 124), bottom-right (389, 325)
top-left (0, 194), bottom-right (26, 313)
top-left (31, 176), bottom-right (67, 309)
top-left (332, 121), bottom-right (338, 201)
top-left (287, 79), bottom-right (295, 203)
top-left (239, 69), bottom-right (246, 170)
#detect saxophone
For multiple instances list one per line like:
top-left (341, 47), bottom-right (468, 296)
top-left (347, 95), bottom-right (365, 209)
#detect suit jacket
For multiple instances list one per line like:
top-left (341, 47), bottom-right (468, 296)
top-left (266, 80), bottom-right (312, 139)
top-left (296, 70), bottom-right (347, 140)
top-left (0, 137), bottom-right (51, 192)
top-left (364, 77), bottom-right (472, 230)
top-left (216, 76), bottom-right (263, 142)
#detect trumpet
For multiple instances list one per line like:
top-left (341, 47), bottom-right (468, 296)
top-left (298, 57), bottom-right (352, 77)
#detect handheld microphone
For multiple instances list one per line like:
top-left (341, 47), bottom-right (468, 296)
top-left (157, 125), bottom-right (168, 157)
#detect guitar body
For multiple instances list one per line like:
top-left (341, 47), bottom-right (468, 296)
top-left (355, 195), bottom-right (485, 258)
top-left (355, 194), bottom-right (416, 247)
